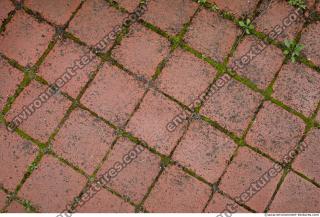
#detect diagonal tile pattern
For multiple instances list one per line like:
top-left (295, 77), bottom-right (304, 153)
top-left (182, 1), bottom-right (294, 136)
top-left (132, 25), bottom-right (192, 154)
top-left (0, 0), bottom-right (319, 213)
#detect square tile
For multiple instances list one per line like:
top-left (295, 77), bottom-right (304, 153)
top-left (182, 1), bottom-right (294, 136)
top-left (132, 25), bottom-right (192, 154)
top-left (246, 102), bottom-right (305, 161)
top-left (229, 36), bottom-right (284, 90)
top-left (273, 63), bottom-right (320, 117)
top-left (201, 79), bottom-right (263, 137)
top-left (67, 0), bottom-right (126, 47)
top-left (0, 0), bottom-right (14, 23)
top-left (0, 11), bottom-right (55, 66)
top-left (24, 0), bottom-right (81, 25)
top-left (77, 188), bottom-right (135, 212)
top-left (18, 155), bottom-right (87, 212)
top-left (38, 38), bottom-right (100, 98)
top-left (293, 129), bottom-right (320, 183)
top-left (173, 120), bottom-right (237, 183)
top-left (254, 1), bottom-right (304, 42)
top-left (0, 125), bottom-right (38, 190)
top-left (184, 9), bottom-right (241, 62)
top-left (219, 147), bottom-right (282, 212)
top-left (52, 108), bottom-right (116, 174)
top-left (5, 81), bottom-right (72, 143)
top-left (126, 91), bottom-right (187, 155)
top-left (142, 0), bottom-right (198, 35)
top-left (0, 57), bottom-right (24, 110)
top-left (144, 165), bottom-right (211, 212)
top-left (97, 137), bottom-right (161, 203)
top-left (205, 192), bottom-right (248, 213)
top-left (269, 172), bottom-right (320, 212)
top-left (112, 24), bottom-right (171, 80)
top-left (81, 63), bottom-right (145, 127)
top-left (300, 22), bottom-right (320, 66)
top-left (209, 0), bottom-right (259, 18)
top-left (158, 49), bottom-right (217, 105)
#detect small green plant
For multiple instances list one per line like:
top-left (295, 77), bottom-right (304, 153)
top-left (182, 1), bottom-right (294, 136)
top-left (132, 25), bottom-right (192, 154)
top-left (27, 162), bottom-right (38, 173)
top-left (197, 0), bottom-right (206, 4)
top-left (288, 0), bottom-right (306, 9)
top-left (283, 40), bottom-right (304, 63)
top-left (211, 4), bottom-right (219, 11)
top-left (22, 200), bottom-right (34, 212)
top-left (238, 19), bottom-right (254, 34)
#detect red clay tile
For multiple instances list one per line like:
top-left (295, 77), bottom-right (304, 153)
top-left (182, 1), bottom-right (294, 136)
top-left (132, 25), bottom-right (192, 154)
top-left (67, 0), bottom-right (126, 48)
top-left (97, 137), bottom-right (161, 203)
top-left (300, 22), bottom-right (320, 66)
top-left (201, 80), bottom-right (263, 137)
top-left (269, 172), bottom-right (320, 212)
top-left (205, 192), bottom-right (248, 213)
top-left (38, 38), bottom-right (100, 98)
top-left (142, 0), bottom-right (198, 35)
top-left (0, 57), bottom-right (24, 110)
top-left (126, 91), bottom-right (187, 155)
top-left (144, 165), bottom-right (211, 212)
top-left (52, 108), bottom-right (116, 174)
top-left (18, 155), bottom-right (87, 212)
top-left (246, 102), bottom-right (305, 161)
top-left (0, 11), bottom-right (55, 66)
top-left (81, 63), bottom-right (145, 127)
top-left (173, 120), bottom-right (237, 183)
top-left (184, 9), bottom-right (241, 62)
top-left (77, 188), bottom-right (135, 212)
top-left (158, 49), bottom-right (217, 105)
top-left (0, 191), bottom-right (8, 210)
top-left (219, 147), bottom-right (282, 212)
top-left (0, 125), bottom-right (38, 191)
top-left (229, 36), bottom-right (284, 90)
top-left (24, 0), bottom-right (81, 25)
top-left (116, 0), bottom-right (140, 12)
top-left (0, 0), bottom-right (14, 23)
top-left (273, 63), bottom-right (320, 117)
top-left (6, 201), bottom-right (26, 213)
top-left (5, 81), bottom-right (72, 143)
top-left (293, 129), bottom-right (320, 183)
top-left (255, 1), bottom-right (304, 42)
top-left (209, 0), bottom-right (259, 17)
top-left (112, 24), bottom-right (171, 79)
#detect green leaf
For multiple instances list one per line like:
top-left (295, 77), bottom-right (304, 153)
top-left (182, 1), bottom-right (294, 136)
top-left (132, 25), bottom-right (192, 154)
top-left (239, 21), bottom-right (245, 27)
top-left (284, 39), bottom-right (291, 48)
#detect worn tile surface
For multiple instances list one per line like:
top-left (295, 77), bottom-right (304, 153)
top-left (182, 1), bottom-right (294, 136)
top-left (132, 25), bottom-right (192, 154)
top-left (269, 172), bottom-right (320, 212)
top-left (0, 0), bottom-right (319, 213)
top-left (18, 156), bottom-right (87, 212)
top-left (144, 165), bottom-right (211, 212)
top-left (0, 57), bottom-right (24, 110)
top-left (0, 125), bottom-right (38, 191)
top-left (246, 102), bottom-right (305, 161)
top-left (184, 9), bottom-right (241, 62)
top-left (0, 11), bottom-right (55, 66)
top-left (24, 0), bottom-right (81, 25)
